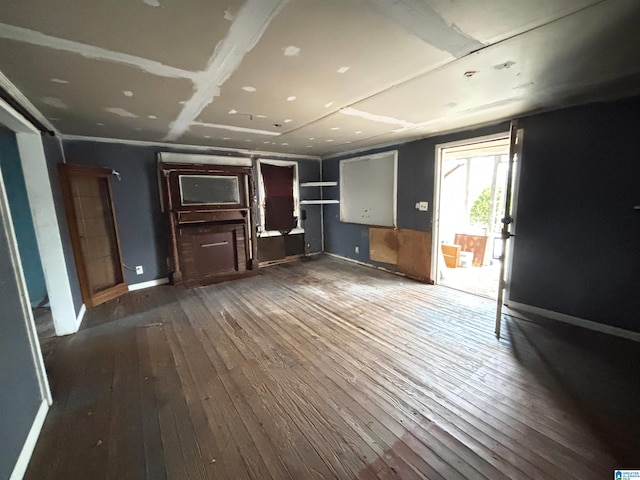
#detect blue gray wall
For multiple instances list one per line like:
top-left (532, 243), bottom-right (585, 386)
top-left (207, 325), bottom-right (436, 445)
top-left (0, 175), bottom-right (44, 479)
top-left (0, 129), bottom-right (47, 307)
top-left (509, 97), bottom-right (640, 332)
top-left (322, 123), bottom-right (509, 268)
top-left (62, 140), bottom-right (322, 284)
top-left (322, 97), bottom-right (640, 333)
top-left (297, 159), bottom-right (323, 254)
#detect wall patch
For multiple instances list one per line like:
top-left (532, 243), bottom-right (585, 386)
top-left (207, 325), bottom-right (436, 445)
top-left (41, 97), bottom-right (69, 109)
top-left (104, 107), bottom-right (139, 118)
top-left (283, 45), bottom-right (301, 56)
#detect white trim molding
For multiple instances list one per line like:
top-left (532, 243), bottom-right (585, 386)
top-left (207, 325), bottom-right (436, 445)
top-left (257, 158), bottom-right (303, 234)
top-left (75, 304), bottom-right (87, 330)
top-left (431, 131), bottom-right (511, 284)
top-left (9, 399), bottom-right (49, 480)
top-left (505, 301), bottom-right (640, 342)
top-left (0, 124), bottom-right (52, 404)
top-left (324, 252), bottom-right (408, 279)
top-left (15, 133), bottom-right (79, 336)
top-left (158, 152), bottom-right (252, 167)
top-left (0, 71), bottom-right (57, 134)
top-left (128, 277), bottom-right (169, 292)
top-left (63, 134), bottom-right (321, 160)
top-left (0, 98), bottom-right (41, 135)
top-left (1, 98), bottom-right (79, 337)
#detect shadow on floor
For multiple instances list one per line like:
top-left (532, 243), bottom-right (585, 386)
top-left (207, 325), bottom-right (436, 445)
top-left (504, 309), bottom-right (640, 467)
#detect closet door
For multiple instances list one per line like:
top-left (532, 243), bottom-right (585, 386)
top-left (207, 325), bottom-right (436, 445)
top-left (59, 164), bottom-right (127, 307)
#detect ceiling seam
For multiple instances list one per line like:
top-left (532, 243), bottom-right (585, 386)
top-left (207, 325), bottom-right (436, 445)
top-left (278, 0), bottom-right (612, 142)
top-left (59, 133), bottom-right (320, 161)
top-left (0, 22), bottom-right (197, 80)
top-left (0, 69), bottom-right (58, 135)
top-left (164, 0), bottom-right (289, 142)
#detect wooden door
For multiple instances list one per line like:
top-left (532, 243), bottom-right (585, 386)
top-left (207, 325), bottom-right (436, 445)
top-left (59, 164), bottom-right (127, 307)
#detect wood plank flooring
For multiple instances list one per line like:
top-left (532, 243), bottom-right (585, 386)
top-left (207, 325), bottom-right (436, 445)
top-left (25, 255), bottom-right (640, 479)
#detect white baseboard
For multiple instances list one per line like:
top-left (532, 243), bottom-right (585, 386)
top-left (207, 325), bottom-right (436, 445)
top-left (324, 252), bottom-right (408, 279)
top-left (75, 303), bottom-right (86, 331)
top-left (505, 301), bottom-right (640, 342)
top-left (10, 399), bottom-right (49, 480)
top-left (128, 277), bottom-right (169, 292)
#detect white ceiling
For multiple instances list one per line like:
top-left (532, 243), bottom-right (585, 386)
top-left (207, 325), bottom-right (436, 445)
top-left (1, 0), bottom-right (639, 157)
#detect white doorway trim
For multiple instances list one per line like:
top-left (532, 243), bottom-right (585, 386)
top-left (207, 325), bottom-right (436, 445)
top-left (0, 161), bottom-right (51, 404)
top-left (503, 128), bottom-right (524, 304)
top-left (257, 158), bottom-right (303, 236)
top-left (431, 131), bottom-right (510, 285)
top-left (0, 97), bottom-right (80, 336)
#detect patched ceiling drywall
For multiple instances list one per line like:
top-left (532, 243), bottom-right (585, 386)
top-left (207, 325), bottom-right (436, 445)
top-left (1, 0), bottom-right (639, 157)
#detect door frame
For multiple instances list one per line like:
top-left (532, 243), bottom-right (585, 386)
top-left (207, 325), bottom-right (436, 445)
top-left (502, 128), bottom-right (524, 305)
top-left (0, 139), bottom-right (52, 480)
top-left (256, 158), bottom-right (303, 236)
top-left (0, 97), bottom-right (80, 335)
top-left (0, 98), bottom-right (56, 479)
top-left (431, 131), bottom-right (511, 286)
top-left (0, 154), bottom-right (51, 404)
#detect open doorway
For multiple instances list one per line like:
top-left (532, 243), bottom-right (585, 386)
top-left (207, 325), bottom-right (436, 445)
top-left (433, 135), bottom-right (511, 298)
top-left (1, 97), bottom-right (80, 338)
top-left (0, 126), bottom-right (55, 342)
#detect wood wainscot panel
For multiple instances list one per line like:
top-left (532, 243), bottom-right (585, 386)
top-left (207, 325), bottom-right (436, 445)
top-left (258, 236), bottom-right (285, 263)
top-left (369, 227), bottom-right (398, 265)
top-left (397, 229), bottom-right (432, 282)
top-left (258, 233), bottom-right (305, 265)
top-left (283, 234), bottom-right (305, 257)
top-left (368, 227), bottom-right (431, 282)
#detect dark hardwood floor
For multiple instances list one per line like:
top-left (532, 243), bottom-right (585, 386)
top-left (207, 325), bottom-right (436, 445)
top-left (26, 255), bottom-right (639, 479)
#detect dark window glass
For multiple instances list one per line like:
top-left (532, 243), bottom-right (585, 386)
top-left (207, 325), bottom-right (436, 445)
top-left (179, 175), bottom-right (240, 205)
top-left (261, 164), bottom-right (296, 231)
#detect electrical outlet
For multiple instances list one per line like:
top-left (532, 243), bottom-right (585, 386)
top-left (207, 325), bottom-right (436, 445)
top-left (135, 265), bottom-right (144, 275)
top-left (355, 246), bottom-right (359, 254)
top-left (418, 201), bottom-right (429, 211)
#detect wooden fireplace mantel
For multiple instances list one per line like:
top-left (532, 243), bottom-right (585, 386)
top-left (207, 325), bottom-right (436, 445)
top-left (159, 162), bottom-right (258, 287)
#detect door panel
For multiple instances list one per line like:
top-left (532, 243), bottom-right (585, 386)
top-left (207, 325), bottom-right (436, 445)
top-left (177, 223), bottom-right (247, 286)
top-left (75, 177), bottom-right (123, 293)
top-left (193, 230), bottom-right (237, 276)
top-left (495, 123), bottom-right (523, 338)
top-left (59, 164), bottom-right (127, 307)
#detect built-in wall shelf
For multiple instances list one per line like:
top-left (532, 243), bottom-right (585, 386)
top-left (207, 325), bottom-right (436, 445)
top-left (300, 181), bottom-right (338, 187)
top-left (300, 200), bottom-right (340, 205)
